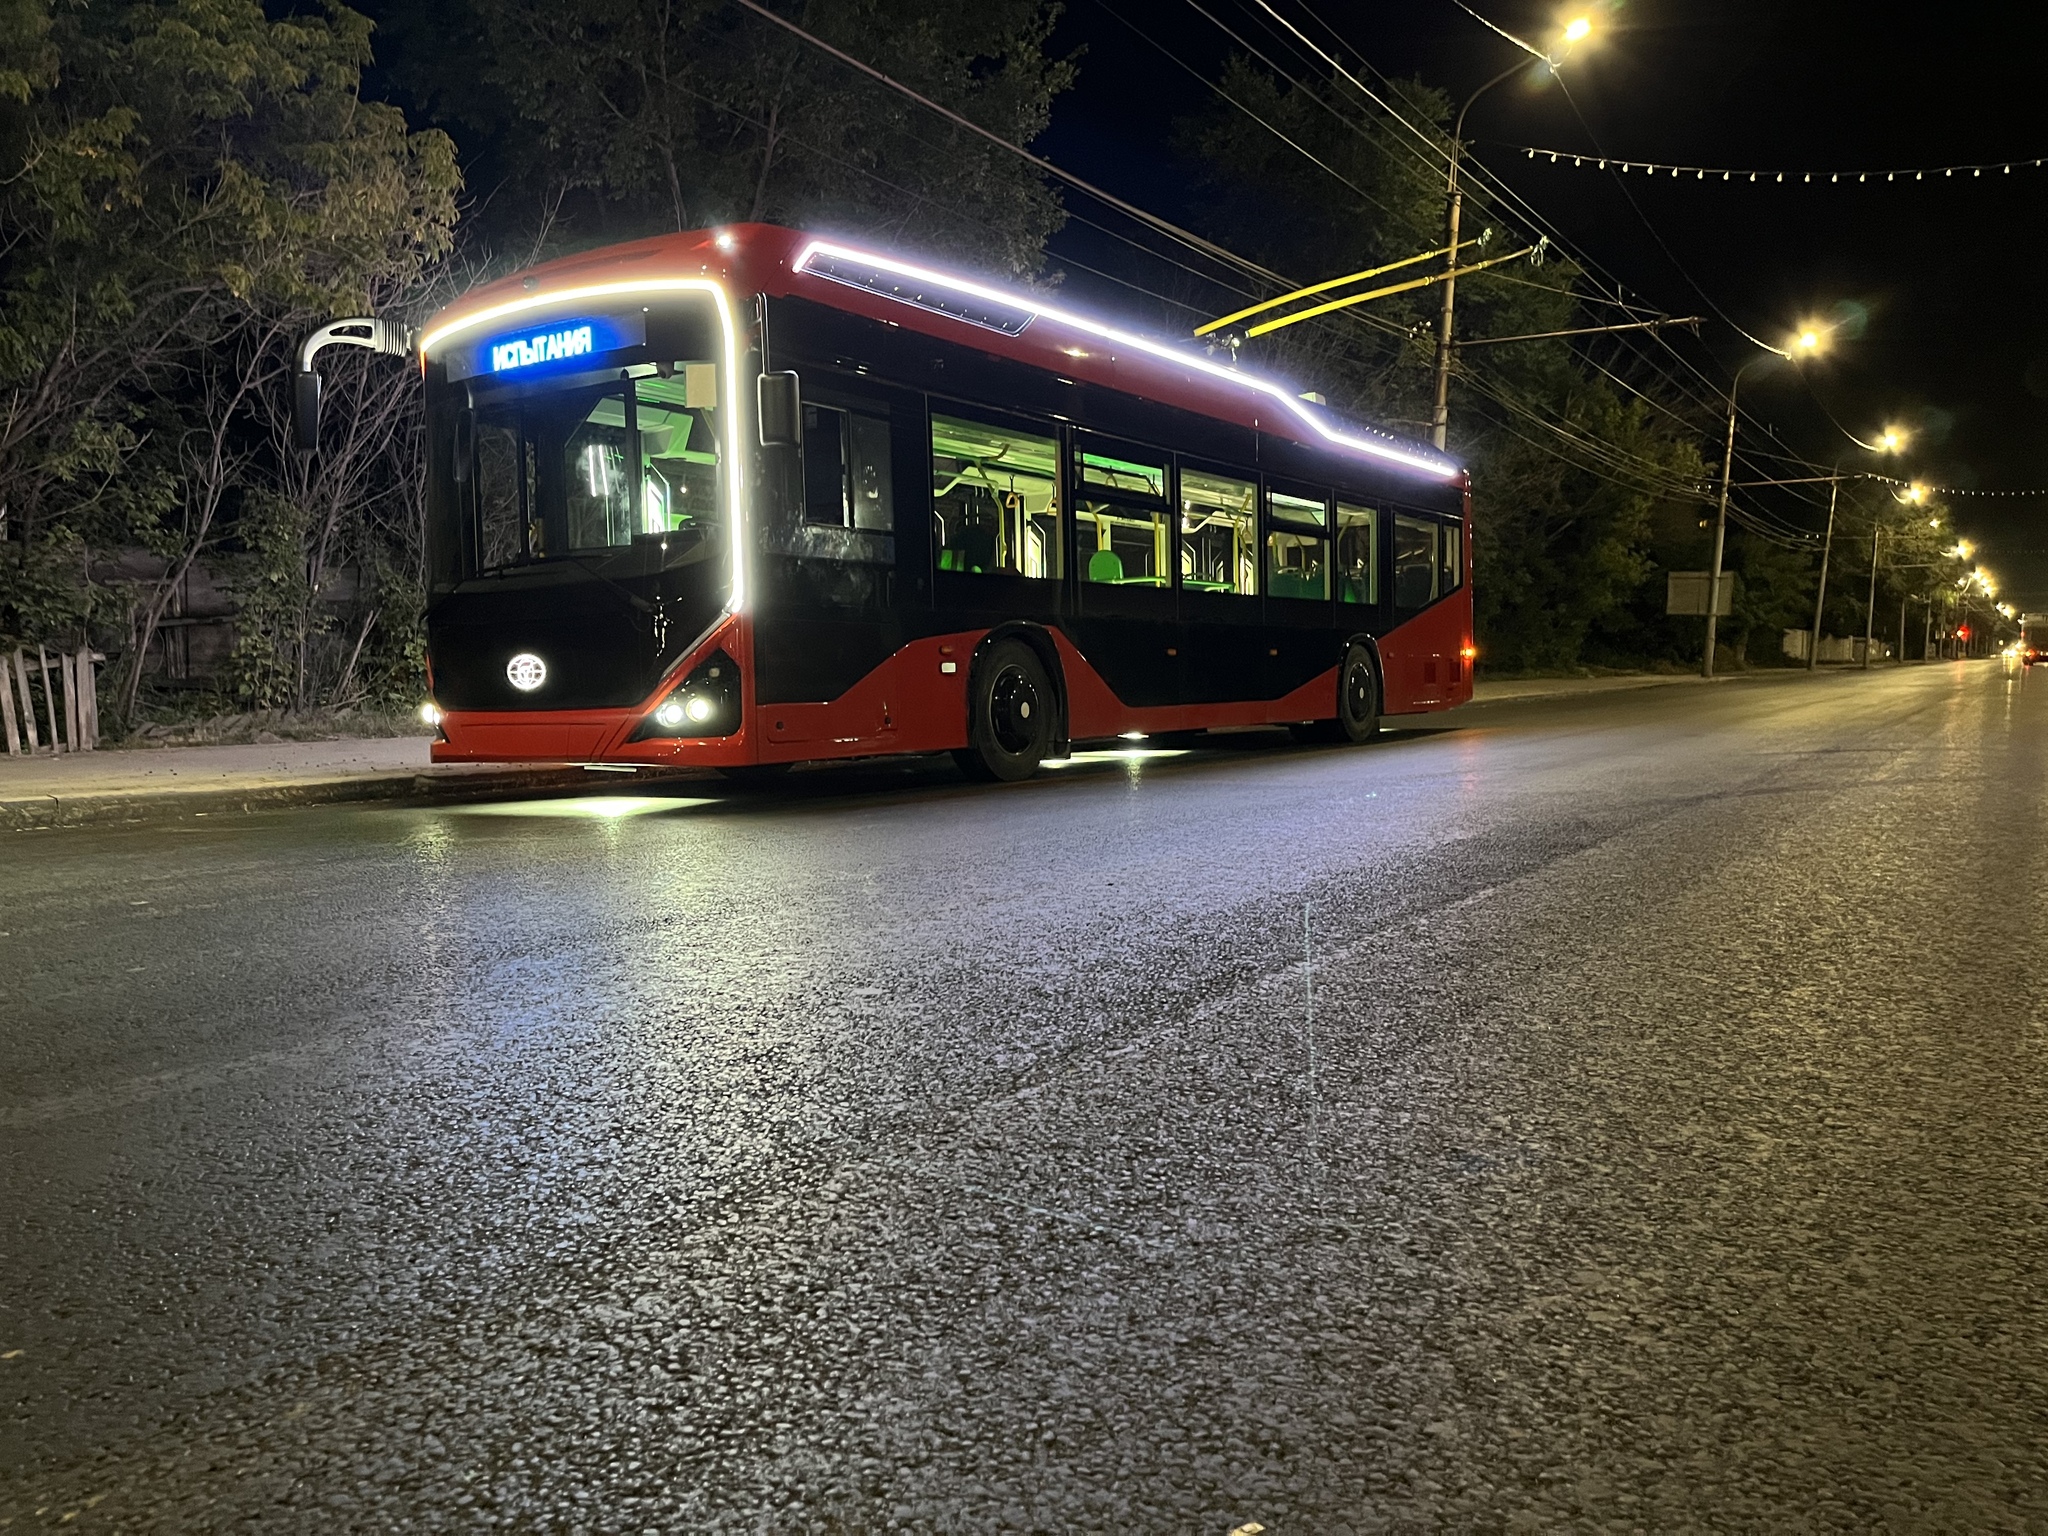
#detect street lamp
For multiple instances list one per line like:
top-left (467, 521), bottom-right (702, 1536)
top-left (1704, 330), bottom-right (1826, 677)
top-left (1808, 425), bottom-right (1905, 671)
top-left (1428, 14), bottom-right (1597, 450)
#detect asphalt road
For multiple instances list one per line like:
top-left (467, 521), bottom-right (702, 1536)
top-left (4, 663), bottom-right (2044, 1532)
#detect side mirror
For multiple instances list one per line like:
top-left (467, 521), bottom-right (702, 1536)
top-left (757, 371), bottom-right (801, 447)
top-left (292, 371), bottom-right (322, 454)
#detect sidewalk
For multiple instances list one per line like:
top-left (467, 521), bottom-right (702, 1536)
top-left (0, 736), bottom-right (705, 831)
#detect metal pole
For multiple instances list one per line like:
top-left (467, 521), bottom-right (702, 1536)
top-left (1862, 519), bottom-right (1880, 669)
top-left (1429, 150), bottom-right (1463, 451)
top-left (1897, 595), bottom-right (1906, 667)
top-left (1923, 599), bottom-right (1932, 662)
top-left (1808, 477), bottom-right (1837, 670)
top-left (1704, 384), bottom-right (1739, 678)
top-left (1429, 61), bottom-right (1523, 452)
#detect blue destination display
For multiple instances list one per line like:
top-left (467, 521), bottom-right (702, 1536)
top-left (492, 324), bottom-right (594, 372)
top-left (444, 312), bottom-right (645, 382)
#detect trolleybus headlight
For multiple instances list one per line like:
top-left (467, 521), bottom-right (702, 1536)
top-left (633, 649), bottom-right (742, 741)
top-left (419, 702), bottom-right (442, 726)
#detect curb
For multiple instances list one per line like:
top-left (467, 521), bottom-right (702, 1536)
top-left (1, 764), bottom-right (716, 832)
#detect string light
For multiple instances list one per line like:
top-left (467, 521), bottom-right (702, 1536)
top-left (1513, 146), bottom-right (2047, 183)
top-left (1868, 476), bottom-right (2048, 499)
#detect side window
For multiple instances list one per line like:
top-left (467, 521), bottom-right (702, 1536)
top-left (1180, 468), bottom-right (1257, 596)
top-left (931, 410), bottom-right (1060, 578)
top-left (802, 403), bottom-right (894, 532)
top-left (1441, 522), bottom-right (1463, 593)
top-left (1075, 442), bottom-right (1170, 587)
top-left (1266, 487), bottom-right (1329, 601)
top-left (1336, 502), bottom-right (1377, 604)
top-left (1393, 514), bottom-right (1439, 608)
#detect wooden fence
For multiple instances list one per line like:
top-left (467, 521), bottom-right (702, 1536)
top-left (1, 645), bottom-right (101, 755)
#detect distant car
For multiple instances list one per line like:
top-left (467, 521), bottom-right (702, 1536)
top-left (2027, 648), bottom-right (2045, 667)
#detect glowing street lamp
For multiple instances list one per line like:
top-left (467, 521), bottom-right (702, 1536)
top-left (1430, 9), bottom-right (1602, 450)
top-left (1808, 420), bottom-right (1902, 672)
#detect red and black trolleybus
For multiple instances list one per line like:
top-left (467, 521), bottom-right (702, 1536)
top-left (376, 224), bottom-right (1472, 780)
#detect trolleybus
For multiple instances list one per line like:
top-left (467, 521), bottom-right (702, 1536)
top-left (304, 224), bottom-right (1474, 781)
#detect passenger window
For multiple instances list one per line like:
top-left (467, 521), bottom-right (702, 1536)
top-left (1441, 523), bottom-right (1463, 593)
top-left (1337, 502), bottom-right (1377, 604)
top-left (1076, 443), bottom-right (1169, 586)
top-left (802, 403), bottom-right (893, 531)
top-left (931, 410), bottom-right (1060, 578)
top-left (1393, 514), bottom-right (1439, 608)
top-left (1266, 487), bottom-right (1329, 601)
top-left (1180, 468), bottom-right (1257, 596)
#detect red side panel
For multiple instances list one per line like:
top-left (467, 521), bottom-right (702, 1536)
top-left (752, 631), bottom-right (980, 762)
top-left (1378, 598), bottom-right (1475, 713)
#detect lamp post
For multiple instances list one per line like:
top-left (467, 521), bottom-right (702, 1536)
top-left (1429, 17), bottom-right (1593, 451)
top-left (1703, 340), bottom-right (1803, 676)
top-left (1809, 434), bottom-right (1905, 670)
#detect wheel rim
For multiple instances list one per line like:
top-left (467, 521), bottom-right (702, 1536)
top-left (988, 665), bottom-right (1041, 755)
top-left (1344, 654), bottom-right (1373, 722)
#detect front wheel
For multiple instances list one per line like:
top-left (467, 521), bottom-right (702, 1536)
top-left (954, 639), bottom-right (1056, 782)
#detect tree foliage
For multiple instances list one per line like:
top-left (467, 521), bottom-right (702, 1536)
top-left (1174, 58), bottom-right (1729, 672)
top-left (377, 0), bottom-right (1074, 273)
top-left (0, 0), bottom-right (457, 716)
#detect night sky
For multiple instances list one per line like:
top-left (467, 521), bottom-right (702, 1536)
top-left (1037, 1), bottom-right (2048, 605)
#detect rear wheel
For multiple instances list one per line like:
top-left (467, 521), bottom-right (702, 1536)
top-left (954, 639), bottom-right (1055, 782)
top-left (1336, 642), bottom-right (1381, 742)
top-left (1291, 643), bottom-right (1380, 744)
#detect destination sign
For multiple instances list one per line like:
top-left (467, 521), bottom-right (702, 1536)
top-left (443, 312), bottom-right (646, 382)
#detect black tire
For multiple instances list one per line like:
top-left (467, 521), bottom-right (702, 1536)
top-left (1336, 642), bottom-right (1381, 742)
top-left (954, 639), bottom-right (1056, 782)
top-left (1293, 643), bottom-right (1380, 744)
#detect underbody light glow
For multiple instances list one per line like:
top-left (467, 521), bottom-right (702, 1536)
top-left (792, 239), bottom-right (1461, 482)
top-left (420, 278), bottom-right (749, 611)
top-left (456, 795), bottom-right (715, 820)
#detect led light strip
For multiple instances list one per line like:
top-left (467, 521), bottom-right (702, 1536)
top-left (420, 279), bottom-right (751, 611)
top-left (792, 239), bottom-right (1461, 482)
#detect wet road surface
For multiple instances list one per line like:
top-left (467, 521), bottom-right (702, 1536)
top-left (4, 663), bottom-right (2045, 1531)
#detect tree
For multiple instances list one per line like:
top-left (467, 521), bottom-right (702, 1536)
top-left (0, 0), bottom-right (458, 718)
top-left (1172, 55), bottom-right (1708, 671)
top-left (375, 0), bottom-right (1075, 274)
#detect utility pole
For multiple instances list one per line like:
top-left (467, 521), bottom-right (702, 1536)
top-left (1431, 59), bottom-right (1525, 451)
top-left (1862, 516), bottom-right (1882, 669)
top-left (1807, 478), bottom-right (1838, 670)
top-left (1704, 395), bottom-right (1738, 677)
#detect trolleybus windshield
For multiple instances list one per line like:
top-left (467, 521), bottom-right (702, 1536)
top-left (462, 366), bottom-right (725, 574)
